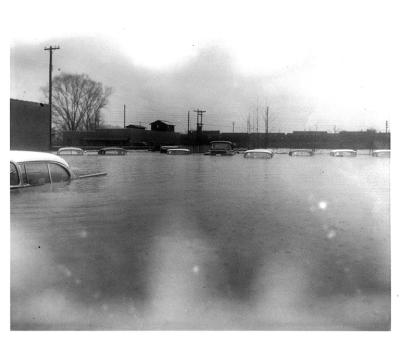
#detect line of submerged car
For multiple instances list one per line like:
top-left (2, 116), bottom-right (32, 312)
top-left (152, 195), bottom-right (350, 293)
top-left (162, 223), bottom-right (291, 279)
top-left (10, 142), bottom-right (389, 189)
top-left (57, 142), bottom-right (391, 158)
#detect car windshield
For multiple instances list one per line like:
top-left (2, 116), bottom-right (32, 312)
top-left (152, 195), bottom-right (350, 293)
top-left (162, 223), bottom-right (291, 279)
top-left (60, 149), bottom-right (82, 155)
top-left (105, 150), bottom-right (124, 155)
top-left (293, 151), bottom-right (312, 155)
top-left (245, 152), bottom-right (270, 159)
top-left (10, 162), bottom-right (19, 186)
top-left (211, 143), bottom-right (231, 150)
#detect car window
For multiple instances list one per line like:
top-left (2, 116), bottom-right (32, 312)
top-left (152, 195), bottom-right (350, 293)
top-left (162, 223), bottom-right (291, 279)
top-left (10, 162), bottom-right (19, 186)
top-left (49, 163), bottom-right (70, 183)
top-left (106, 150), bottom-right (124, 155)
top-left (24, 162), bottom-right (51, 186)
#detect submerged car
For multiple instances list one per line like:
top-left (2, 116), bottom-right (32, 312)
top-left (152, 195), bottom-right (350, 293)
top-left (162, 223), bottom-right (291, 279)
top-left (160, 145), bottom-right (180, 153)
top-left (98, 147), bottom-right (127, 155)
top-left (167, 148), bottom-right (191, 155)
top-left (10, 151), bottom-right (73, 189)
top-left (372, 149), bottom-right (390, 157)
top-left (204, 141), bottom-right (236, 156)
top-left (57, 147), bottom-right (85, 155)
top-left (234, 147), bottom-right (248, 154)
top-left (329, 149), bottom-right (357, 157)
top-left (289, 149), bottom-right (314, 156)
top-left (244, 149), bottom-right (274, 159)
top-left (10, 150), bottom-right (107, 189)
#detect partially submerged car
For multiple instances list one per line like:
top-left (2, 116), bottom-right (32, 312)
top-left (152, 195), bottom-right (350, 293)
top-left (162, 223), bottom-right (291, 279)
top-left (160, 145), bottom-right (180, 153)
top-left (57, 147), bottom-right (85, 155)
top-left (329, 149), bottom-right (357, 157)
top-left (234, 147), bottom-right (248, 154)
top-left (289, 149), bottom-right (314, 156)
top-left (204, 141), bottom-right (236, 156)
top-left (98, 147), bottom-right (127, 155)
top-left (372, 149), bottom-right (390, 157)
top-left (244, 149), bottom-right (274, 159)
top-left (10, 151), bottom-right (106, 189)
top-left (167, 148), bottom-right (191, 155)
top-left (11, 151), bottom-right (73, 189)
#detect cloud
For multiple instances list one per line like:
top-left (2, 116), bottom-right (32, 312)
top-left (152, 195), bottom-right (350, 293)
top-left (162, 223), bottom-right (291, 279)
top-left (11, 34), bottom-right (392, 133)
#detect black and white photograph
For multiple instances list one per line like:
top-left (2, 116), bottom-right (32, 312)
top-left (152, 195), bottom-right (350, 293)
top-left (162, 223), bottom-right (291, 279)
top-left (5, 0), bottom-right (398, 332)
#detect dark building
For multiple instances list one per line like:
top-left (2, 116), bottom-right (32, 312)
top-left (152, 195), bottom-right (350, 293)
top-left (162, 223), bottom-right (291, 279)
top-left (202, 130), bottom-right (220, 136)
top-left (10, 99), bottom-right (50, 151)
top-left (63, 128), bottom-right (181, 148)
top-left (292, 131), bottom-right (328, 135)
top-left (126, 124), bottom-right (145, 130)
top-left (150, 120), bottom-right (175, 132)
top-left (62, 126), bottom-right (390, 151)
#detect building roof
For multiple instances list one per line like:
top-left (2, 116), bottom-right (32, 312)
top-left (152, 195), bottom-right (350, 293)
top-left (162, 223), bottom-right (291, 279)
top-left (11, 98), bottom-right (48, 107)
top-left (150, 120), bottom-right (175, 126)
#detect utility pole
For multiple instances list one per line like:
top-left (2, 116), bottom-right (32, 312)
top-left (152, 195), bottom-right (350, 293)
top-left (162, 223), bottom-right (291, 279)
top-left (256, 112), bottom-right (259, 133)
top-left (265, 106), bottom-right (269, 147)
top-left (193, 109), bottom-right (206, 152)
top-left (386, 120), bottom-right (388, 134)
top-left (123, 104), bottom-right (126, 128)
top-left (256, 100), bottom-right (259, 134)
top-left (44, 45), bottom-right (60, 149)
top-left (187, 111), bottom-right (190, 135)
top-left (232, 121), bottom-right (235, 133)
top-left (313, 124), bottom-right (318, 152)
top-left (193, 109), bottom-right (206, 133)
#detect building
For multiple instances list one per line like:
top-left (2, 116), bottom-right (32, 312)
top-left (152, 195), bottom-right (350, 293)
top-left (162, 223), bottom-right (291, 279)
top-left (150, 120), bottom-right (175, 132)
top-left (10, 99), bottom-right (50, 151)
top-left (126, 124), bottom-right (145, 130)
top-left (63, 128), bottom-right (181, 148)
top-left (292, 131), bottom-right (328, 135)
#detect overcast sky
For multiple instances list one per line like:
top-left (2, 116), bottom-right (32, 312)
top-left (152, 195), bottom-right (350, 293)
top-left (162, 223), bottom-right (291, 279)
top-left (8, 0), bottom-right (399, 133)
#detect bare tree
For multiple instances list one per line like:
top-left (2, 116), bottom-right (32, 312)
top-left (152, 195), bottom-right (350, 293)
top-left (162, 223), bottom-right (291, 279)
top-left (42, 73), bottom-right (112, 132)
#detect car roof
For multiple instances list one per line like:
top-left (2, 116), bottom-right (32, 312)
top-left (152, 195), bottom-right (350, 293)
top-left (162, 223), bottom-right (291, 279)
top-left (10, 150), bottom-right (70, 168)
top-left (210, 141), bottom-right (232, 144)
top-left (245, 149), bottom-right (273, 153)
top-left (168, 148), bottom-right (190, 151)
top-left (331, 149), bottom-right (357, 152)
top-left (58, 147), bottom-right (84, 151)
top-left (100, 147), bottom-right (126, 150)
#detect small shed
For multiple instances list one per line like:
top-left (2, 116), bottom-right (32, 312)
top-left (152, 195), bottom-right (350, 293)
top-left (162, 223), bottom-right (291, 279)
top-left (150, 120), bottom-right (175, 132)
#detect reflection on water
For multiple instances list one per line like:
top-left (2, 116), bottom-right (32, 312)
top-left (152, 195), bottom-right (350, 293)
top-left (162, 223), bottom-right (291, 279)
top-left (10, 152), bottom-right (390, 330)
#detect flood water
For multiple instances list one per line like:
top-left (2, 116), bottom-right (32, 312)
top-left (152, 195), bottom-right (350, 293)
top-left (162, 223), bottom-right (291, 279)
top-left (10, 151), bottom-right (390, 330)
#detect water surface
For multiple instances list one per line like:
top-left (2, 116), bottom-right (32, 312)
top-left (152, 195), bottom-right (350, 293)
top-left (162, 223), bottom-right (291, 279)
top-left (11, 151), bottom-right (390, 330)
